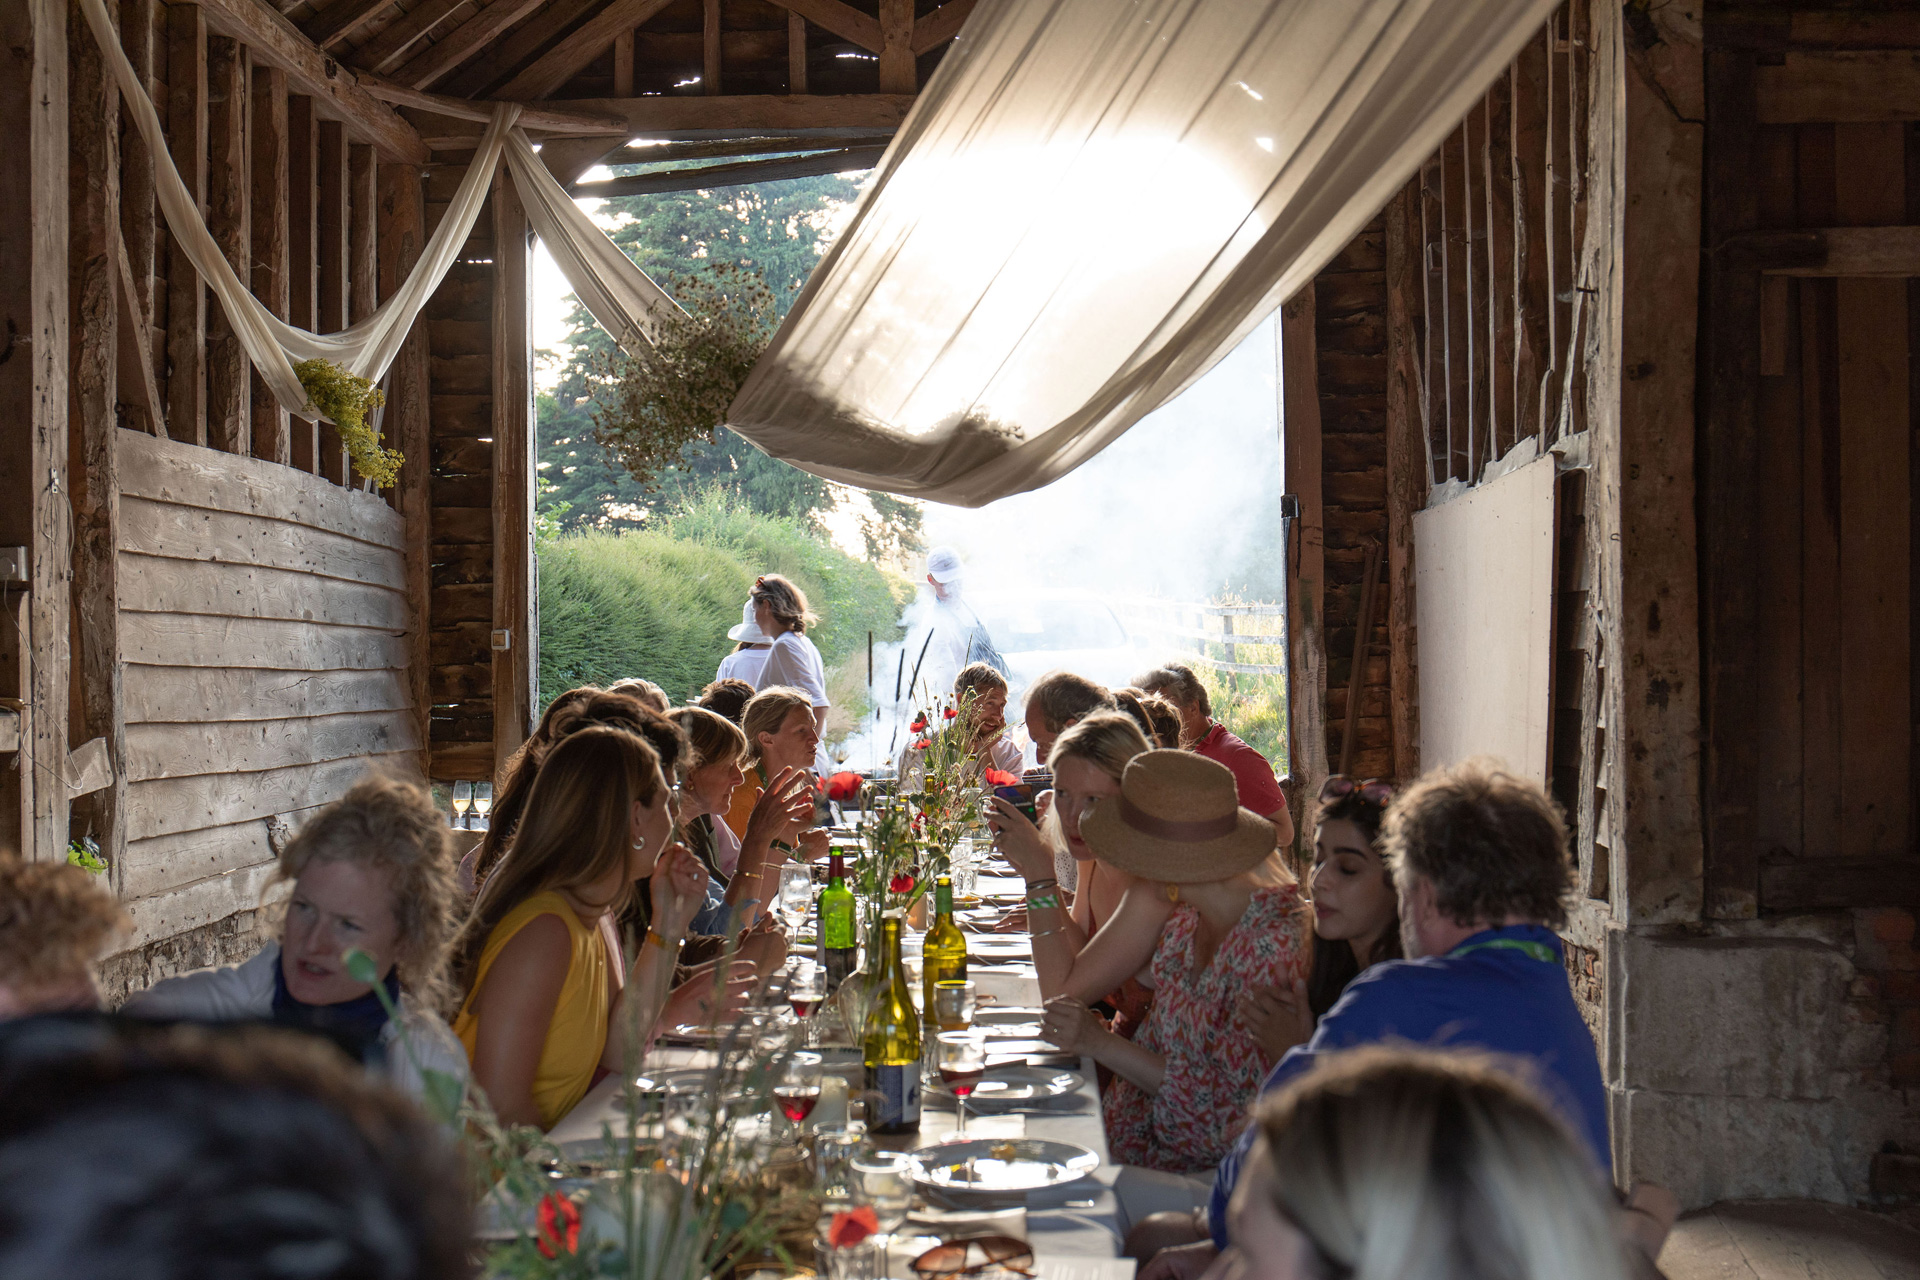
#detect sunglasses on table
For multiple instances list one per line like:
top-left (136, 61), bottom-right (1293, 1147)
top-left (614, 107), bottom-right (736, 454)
top-left (1318, 775), bottom-right (1395, 807)
top-left (911, 1235), bottom-right (1035, 1278)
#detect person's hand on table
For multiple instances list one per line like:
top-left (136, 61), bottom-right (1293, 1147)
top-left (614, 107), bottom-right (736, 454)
top-left (647, 843), bottom-right (707, 939)
top-left (1235, 978), bottom-right (1314, 1064)
top-left (1139, 1241), bottom-right (1219, 1280)
top-left (659, 959), bottom-right (756, 1030)
top-left (988, 796), bottom-right (1056, 882)
top-left (796, 828), bottom-right (831, 862)
top-left (1040, 994), bottom-right (1104, 1055)
top-left (993, 905), bottom-right (1029, 933)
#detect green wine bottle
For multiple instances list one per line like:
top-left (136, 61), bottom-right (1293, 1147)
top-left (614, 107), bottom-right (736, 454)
top-left (862, 912), bottom-right (923, 1134)
top-left (922, 874), bottom-right (968, 1028)
top-left (819, 854), bottom-right (857, 992)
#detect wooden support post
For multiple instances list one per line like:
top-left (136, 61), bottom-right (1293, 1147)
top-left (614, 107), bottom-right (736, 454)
top-left (878, 0), bottom-right (914, 94)
top-left (1339, 543), bottom-right (1384, 778)
top-left (1384, 182), bottom-right (1424, 782)
top-left (1513, 28), bottom-right (1552, 444)
top-left (1485, 74), bottom-right (1515, 457)
top-left (205, 36), bottom-right (249, 455)
top-left (164, 1), bottom-right (208, 446)
top-left (379, 161), bottom-right (432, 776)
top-left (348, 144), bottom-right (378, 325)
top-left (1281, 285), bottom-right (1330, 797)
top-left (289, 94), bottom-right (319, 471)
top-left (251, 66), bottom-right (291, 463)
top-left (492, 173), bottom-right (535, 776)
top-left (119, 0), bottom-right (159, 406)
top-left (703, 0), bottom-right (722, 95)
top-left (613, 29), bottom-right (634, 97)
top-left (69, 0), bottom-right (126, 885)
top-left (0, 0), bottom-right (72, 860)
top-left (317, 120), bottom-right (349, 484)
top-left (788, 12), bottom-right (807, 94)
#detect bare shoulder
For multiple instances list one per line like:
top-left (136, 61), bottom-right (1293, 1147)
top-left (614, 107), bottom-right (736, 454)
top-left (475, 911), bottom-right (575, 1007)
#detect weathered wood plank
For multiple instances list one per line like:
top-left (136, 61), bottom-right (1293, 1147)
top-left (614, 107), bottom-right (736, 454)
top-left (250, 64), bottom-right (292, 463)
top-left (118, 428), bottom-right (405, 548)
top-left (1513, 28), bottom-right (1551, 443)
top-left (431, 739), bottom-right (495, 781)
top-left (612, 28), bottom-right (634, 97)
top-left (126, 709), bottom-right (420, 782)
top-left (289, 93), bottom-right (321, 471)
top-left (122, 613), bottom-right (410, 672)
top-left (493, 0), bottom-right (677, 100)
top-left (1730, 225), bottom-right (1920, 275)
top-left (380, 159), bottom-right (432, 777)
top-left (762, 0), bottom-right (880, 54)
top-left (703, 0), bottom-right (722, 94)
top-left (395, 0), bottom-right (548, 91)
top-left (1762, 855), bottom-right (1920, 910)
top-left (116, 233), bottom-right (168, 436)
top-left (127, 664), bottom-right (410, 725)
top-left (120, 499), bottom-right (406, 590)
top-left (124, 814), bottom-right (279, 899)
top-left (573, 145), bottom-right (885, 197)
top-left (348, 143), bottom-right (378, 328)
top-left (164, 1), bottom-right (208, 447)
top-left (787, 11), bottom-right (806, 93)
top-left (494, 173), bottom-right (533, 775)
top-left (304, 0), bottom-right (395, 48)
top-left (119, 0), bottom-right (159, 399)
top-left (126, 753), bottom-right (407, 845)
top-left (912, 0), bottom-right (973, 56)
top-left (561, 93), bottom-right (914, 135)
top-left (206, 36), bottom-right (250, 455)
top-left (1757, 52), bottom-right (1920, 125)
top-left (1384, 182), bottom-right (1422, 783)
top-left (121, 856), bottom-right (287, 951)
top-left (351, 0), bottom-right (464, 74)
top-left (359, 71), bottom-right (628, 133)
top-left (118, 555), bottom-right (409, 630)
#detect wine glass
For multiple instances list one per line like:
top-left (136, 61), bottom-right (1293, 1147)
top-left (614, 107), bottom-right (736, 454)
top-left (472, 781), bottom-right (493, 830)
top-left (936, 1030), bottom-right (987, 1142)
top-left (789, 971), bottom-right (827, 1047)
top-left (779, 862), bottom-right (813, 935)
top-left (450, 781), bottom-right (472, 830)
top-left (932, 979), bottom-right (977, 1032)
top-left (774, 1052), bottom-right (823, 1139)
top-left (849, 1149), bottom-right (914, 1244)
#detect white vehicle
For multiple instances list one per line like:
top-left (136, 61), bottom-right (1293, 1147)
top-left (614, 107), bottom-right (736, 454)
top-left (966, 589), bottom-right (1148, 702)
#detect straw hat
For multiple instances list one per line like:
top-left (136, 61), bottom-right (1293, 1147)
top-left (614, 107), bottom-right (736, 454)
top-left (727, 597), bottom-right (772, 643)
top-left (1080, 749), bottom-right (1276, 883)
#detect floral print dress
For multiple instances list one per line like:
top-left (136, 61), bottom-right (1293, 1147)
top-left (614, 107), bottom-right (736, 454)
top-left (1102, 882), bottom-right (1308, 1172)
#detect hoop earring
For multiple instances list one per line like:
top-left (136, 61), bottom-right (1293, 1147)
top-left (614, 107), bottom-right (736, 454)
top-left (633, 835), bottom-right (648, 852)
top-left (1165, 883), bottom-right (1179, 904)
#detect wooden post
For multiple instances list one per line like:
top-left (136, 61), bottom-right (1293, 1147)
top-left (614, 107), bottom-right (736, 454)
top-left (205, 36), bottom-right (249, 455)
top-left (878, 0), bottom-right (914, 94)
top-left (69, 0), bottom-right (125, 885)
top-left (1339, 543), bottom-right (1384, 777)
top-left (613, 29), bottom-right (634, 97)
top-left (380, 161), bottom-right (433, 778)
top-left (288, 94), bottom-right (319, 472)
top-left (492, 173), bottom-right (535, 775)
top-left (788, 12), bottom-right (807, 94)
top-left (0, 0), bottom-right (72, 860)
top-left (1513, 29), bottom-right (1553, 444)
top-left (317, 119), bottom-right (349, 484)
top-left (1385, 182), bottom-right (1424, 782)
top-left (703, 0), bottom-right (722, 95)
top-left (119, 0), bottom-right (159, 409)
top-left (164, 0), bottom-right (208, 446)
top-left (1282, 286), bottom-right (1330, 798)
top-left (250, 66), bottom-right (291, 463)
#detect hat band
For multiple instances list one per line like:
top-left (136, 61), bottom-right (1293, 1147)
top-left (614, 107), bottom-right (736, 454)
top-left (1117, 793), bottom-right (1239, 843)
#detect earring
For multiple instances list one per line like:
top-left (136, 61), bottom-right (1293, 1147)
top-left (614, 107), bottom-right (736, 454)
top-left (633, 835), bottom-right (648, 852)
top-left (1165, 883), bottom-right (1179, 904)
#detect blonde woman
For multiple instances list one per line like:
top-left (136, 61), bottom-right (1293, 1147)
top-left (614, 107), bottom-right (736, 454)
top-left (1200, 1047), bottom-right (1632, 1280)
top-left (750, 574), bottom-right (830, 739)
top-left (722, 685), bottom-right (824, 845)
top-left (670, 704), bottom-right (814, 934)
top-left (127, 774), bottom-right (468, 1106)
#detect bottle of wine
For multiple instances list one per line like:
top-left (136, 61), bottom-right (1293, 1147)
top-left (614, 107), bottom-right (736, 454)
top-left (819, 854), bottom-right (857, 993)
top-left (862, 912), bottom-right (923, 1135)
top-left (922, 873), bottom-right (968, 1028)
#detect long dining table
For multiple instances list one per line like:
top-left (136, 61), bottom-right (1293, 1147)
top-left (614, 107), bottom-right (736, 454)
top-left (547, 870), bottom-right (1135, 1278)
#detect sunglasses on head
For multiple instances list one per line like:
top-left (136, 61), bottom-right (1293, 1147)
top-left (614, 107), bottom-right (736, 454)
top-left (1319, 775), bottom-right (1395, 807)
top-left (911, 1236), bottom-right (1034, 1278)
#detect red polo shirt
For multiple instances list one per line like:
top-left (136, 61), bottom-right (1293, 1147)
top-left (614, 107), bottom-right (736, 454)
top-left (1193, 722), bottom-right (1287, 818)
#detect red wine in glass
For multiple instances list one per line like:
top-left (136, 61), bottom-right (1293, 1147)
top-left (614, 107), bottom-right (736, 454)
top-left (940, 1065), bottom-right (985, 1098)
top-left (775, 1084), bottom-right (821, 1124)
top-left (790, 994), bottom-right (818, 1019)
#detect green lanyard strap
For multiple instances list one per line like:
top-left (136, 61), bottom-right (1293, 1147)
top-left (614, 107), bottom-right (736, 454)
top-left (1449, 937), bottom-right (1558, 964)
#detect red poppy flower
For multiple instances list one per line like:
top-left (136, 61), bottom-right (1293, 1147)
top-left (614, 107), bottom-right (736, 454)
top-left (912, 738), bottom-right (931, 752)
top-left (910, 714), bottom-right (929, 734)
top-left (890, 873), bottom-right (916, 895)
top-left (536, 1194), bottom-right (581, 1258)
top-left (983, 768), bottom-right (1018, 787)
top-left (826, 771), bottom-right (863, 802)
top-left (943, 707), bottom-right (959, 720)
top-left (828, 1205), bottom-right (879, 1248)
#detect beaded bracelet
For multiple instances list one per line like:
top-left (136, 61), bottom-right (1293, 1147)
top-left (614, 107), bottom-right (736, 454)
top-left (1027, 893), bottom-right (1062, 911)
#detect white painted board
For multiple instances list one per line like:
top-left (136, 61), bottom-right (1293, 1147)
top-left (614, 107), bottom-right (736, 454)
top-left (1412, 454), bottom-right (1557, 784)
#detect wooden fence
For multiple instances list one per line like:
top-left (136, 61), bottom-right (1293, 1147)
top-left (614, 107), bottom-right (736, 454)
top-left (1116, 599), bottom-right (1288, 676)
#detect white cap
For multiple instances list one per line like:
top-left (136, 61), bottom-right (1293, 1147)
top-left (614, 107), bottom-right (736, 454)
top-left (926, 546), bottom-right (965, 584)
top-left (727, 597), bottom-right (771, 643)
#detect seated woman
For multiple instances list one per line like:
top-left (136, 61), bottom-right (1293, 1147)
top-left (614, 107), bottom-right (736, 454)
top-left (451, 727), bottom-right (729, 1130)
top-left (127, 774), bottom-right (469, 1107)
top-left (0, 855), bottom-right (128, 1020)
top-left (460, 684), bottom-right (600, 895)
top-left (1237, 775), bottom-right (1403, 1065)
top-left (1027, 752), bottom-right (1308, 1220)
top-left (670, 704), bottom-right (817, 932)
top-left (1208, 1047), bottom-right (1633, 1280)
top-left (723, 686), bottom-right (823, 841)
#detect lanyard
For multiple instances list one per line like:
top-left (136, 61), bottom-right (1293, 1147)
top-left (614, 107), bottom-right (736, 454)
top-left (1449, 937), bottom-right (1558, 964)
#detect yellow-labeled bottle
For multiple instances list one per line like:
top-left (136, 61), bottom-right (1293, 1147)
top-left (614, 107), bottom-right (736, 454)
top-left (862, 912), bottom-right (923, 1134)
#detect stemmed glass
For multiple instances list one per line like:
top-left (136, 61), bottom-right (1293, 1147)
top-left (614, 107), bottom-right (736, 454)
top-left (788, 970), bottom-right (826, 1048)
top-left (472, 781), bottom-right (493, 830)
top-left (774, 1052), bottom-right (823, 1140)
top-left (450, 781), bottom-right (472, 829)
top-left (849, 1149), bottom-right (914, 1248)
top-left (779, 862), bottom-right (813, 937)
top-left (936, 1030), bottom-right (987, 1142)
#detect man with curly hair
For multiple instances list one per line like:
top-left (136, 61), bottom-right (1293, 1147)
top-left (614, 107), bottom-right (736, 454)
top-left (0, 856), bottom-right (128, 1020)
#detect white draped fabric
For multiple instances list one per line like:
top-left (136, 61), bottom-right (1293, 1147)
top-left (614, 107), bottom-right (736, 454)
top-left (726, 0), bottom-right (1562, 507)
top-left (75, 0), bottom-right (681, 426)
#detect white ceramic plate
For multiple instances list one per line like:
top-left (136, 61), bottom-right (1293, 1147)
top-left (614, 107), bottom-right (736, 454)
top-left (909, 1138), bottom-right (1099, 1192)
top-left (956, 1064), bottom-right (1083, 1104)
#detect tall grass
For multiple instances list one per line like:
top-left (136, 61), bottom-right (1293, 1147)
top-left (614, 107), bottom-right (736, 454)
top-left (537, 490), bottom-right (910, 715)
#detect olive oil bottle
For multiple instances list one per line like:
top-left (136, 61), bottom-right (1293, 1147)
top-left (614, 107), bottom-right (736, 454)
top-left (862, 912), bottom-right (922, 1134)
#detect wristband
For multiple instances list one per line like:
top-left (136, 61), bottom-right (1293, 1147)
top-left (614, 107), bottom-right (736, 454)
top-left (644, 928), bottom-right (679, 951)
top-left (1026, 878), bottom-right (1059, 894)
top-left (1027, 893), bottom-right (1061, 911)
top-left (771, 839), bottom-right (795, 854)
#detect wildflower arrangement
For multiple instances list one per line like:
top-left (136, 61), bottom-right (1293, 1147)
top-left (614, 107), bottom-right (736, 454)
top-left (294, 358), bottom-right (403, 489)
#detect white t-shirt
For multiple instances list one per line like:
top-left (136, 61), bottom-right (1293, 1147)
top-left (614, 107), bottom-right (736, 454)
top-left (759, 631), bottom-right (830, 709)
top-left (717, 645), bottom-right (771, 686)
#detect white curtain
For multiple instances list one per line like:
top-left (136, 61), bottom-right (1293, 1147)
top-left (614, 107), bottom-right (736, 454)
top-left (726, 0), bottom-right (1562, 507)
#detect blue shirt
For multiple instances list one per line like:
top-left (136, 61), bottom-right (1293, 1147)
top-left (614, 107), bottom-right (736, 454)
top-left (1208, 924), bottom-right (1609, 1248)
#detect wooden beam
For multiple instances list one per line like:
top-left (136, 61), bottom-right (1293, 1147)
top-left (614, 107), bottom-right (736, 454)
top-left (877, 0), bottom-right (913, 93)
top-left (302, 0), bottom-right (394, 48)
top-left (703, 0), bottom-right (722, 95)
top-left (348, 143), bottom-right (377, 327)
top-left (494, 0), bottom-right (677, 101)
top-left (571, 144), bottom-right (885, 196)
top-left (116, 237), bottom-right (168, 436)
top-left (378, 160), bottom-right (431, 774)
top-left (762, 0), bottom-right (880, 54)
top-left (119, 0), bottom-right (159, 391)
top-left (165, 2), bottom-right (208, 447)
top-left (359, 73), bottom-right (629, 133)
top-left (612, 28), bottom-right (634, 97)
top-left (317, 120), bottom-right (350, 483)
top-left (492, 173), bottom-right (534, 776)
top-left (394, 0), bottom-right (549, 92)
top-left (1757, 52), bottom-right (1920, 124)
top-left (69, 0), bottom-right (127, 886)
top-left (206, 37), bottom-right (251, 455)
top-left (346, 0), bottom-right (462, 76)
top-left (911, 0), bottom-right (974, 56)
top-left (250, 64), bottom-right (291, 463)
top-left (1383, 182), bottom-right (1422, 783)
top-left (289, 93), bottom-right (320, 471)
top-left (788, 11), bottom-right (807, 93)
top-left (192, 0), bottom-right (428, 163)
top-left (1761, 856), bottom-right (1920, 910)
top-left (553, 93), bottom-right (916, 135)
top-left (605, 131), bottom-right (895, 162)
top-left (1281, 285), bottom-right (1330, 803)
top-left (1725, 225), bottom-right (1920, 276)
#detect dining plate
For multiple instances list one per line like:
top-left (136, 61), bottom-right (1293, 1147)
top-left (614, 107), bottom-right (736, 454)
top-left (909, 1138), bottom-right (1099, 1192)
top-left (955, 1065), bottom-right (1083, 1104)
top-left (973, 1006), bottom-right (1045, 1026)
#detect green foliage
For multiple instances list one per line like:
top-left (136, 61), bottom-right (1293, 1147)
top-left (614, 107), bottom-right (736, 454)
top-left (859, 491), bottom-right (926, 563)
top-left (293, 359), bottom-right (401, 488)
top-left (537, 489), bottom-right (909, 712)
top-left (66, 837), bottom-right (107, 875)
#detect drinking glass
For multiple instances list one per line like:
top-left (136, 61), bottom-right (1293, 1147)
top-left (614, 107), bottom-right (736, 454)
top-left (779, 862), bottom-right (813, 935)
top-left (774, 1052), bottom-right (824, 1138)
top-left (788, 970), bottom-right (826, 1047)
top-left (472, 781), bottom-right (493, 830)
top-left (450, 781), bottom-right (472, 829)
top-left (935, 1030), bottom-right (987, 1142)
top-left (950, 836), bottom-right (978, 900)
top-left (812, 1121), bottom-right (869, 1201)
top-left (663, 1078), bottom-right (710, 1171)
top-left (849, 1149), bottom-right (914, 1240)
top-left (932, 979), bottom-right (977, 1031)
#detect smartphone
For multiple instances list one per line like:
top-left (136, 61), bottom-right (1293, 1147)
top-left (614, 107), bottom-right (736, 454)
top-left (994, 782), bottom-right (1040, 823)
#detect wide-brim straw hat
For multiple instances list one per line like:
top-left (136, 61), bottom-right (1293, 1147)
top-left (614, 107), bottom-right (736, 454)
top-left (1080, 749), bottom-right (1276, 884)
top-left (727, 597), bottom-right (772, 643)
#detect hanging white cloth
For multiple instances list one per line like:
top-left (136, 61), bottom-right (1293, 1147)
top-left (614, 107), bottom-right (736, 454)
top-left (725, 0), bottom-right (1561, 507)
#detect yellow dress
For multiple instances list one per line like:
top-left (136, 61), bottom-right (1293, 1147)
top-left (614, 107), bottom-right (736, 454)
top-left (722, 766), bottom-right (766, 840)
top-left (454, 890), bottom-right (610, 1129)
